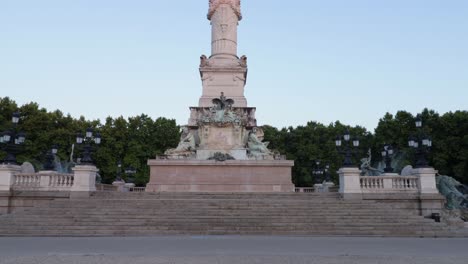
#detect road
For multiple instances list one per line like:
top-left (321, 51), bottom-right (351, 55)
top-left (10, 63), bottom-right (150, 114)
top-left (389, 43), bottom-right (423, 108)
top-left (0, 236), bottom-right (467, 264)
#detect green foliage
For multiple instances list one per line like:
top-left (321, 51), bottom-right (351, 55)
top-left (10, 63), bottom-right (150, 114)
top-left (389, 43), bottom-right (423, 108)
top-left (371, 109), bottom-right (468, 184)
top-left (0, 97), bottom-right (179, 186)
top-left (262, 121), bottom-right (372, 187)
top-left (1, 97), bottom-right (467, 186)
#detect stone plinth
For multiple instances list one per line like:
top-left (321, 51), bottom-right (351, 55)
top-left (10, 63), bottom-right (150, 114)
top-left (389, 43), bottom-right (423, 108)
top-left (147, 159), bottom-right (294, 193)
top-left (71, 165), bottom-right (98, 193)
top-left (0, 165), bottom-right (21, 191)
top-left (338, 167), bottom-right (362, 199)
top-left (412, 167), bottom-right (439, 194)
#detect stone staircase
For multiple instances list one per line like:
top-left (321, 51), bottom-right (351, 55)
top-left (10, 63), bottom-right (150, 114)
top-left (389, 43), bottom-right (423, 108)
top-left (0, 192), bottom-right (466, 237)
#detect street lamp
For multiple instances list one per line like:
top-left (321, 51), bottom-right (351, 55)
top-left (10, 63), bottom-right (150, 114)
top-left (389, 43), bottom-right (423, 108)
top-left (124, 166), bottom-right (137, 183)
top-left (0, 112), bottom-right (26, 165)
top-left (324, 164), bottom-right (331, 182)
top-left (408, 115), bottom-right (432, 168)
top-left (312, 160), bottom-right (324, 184)
top-left (381, 144), bottom-right (394, 173)
top-left (43, 145), bottom-right (58, 171)
top-left (115, 160), bottom-right (123, 182)
top-left (335, 129), bottom-right (360, 167)
top-left (76, 128), bottom-right (101, 165)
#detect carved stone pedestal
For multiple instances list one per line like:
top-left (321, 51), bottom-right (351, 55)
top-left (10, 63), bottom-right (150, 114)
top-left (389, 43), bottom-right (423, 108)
top-left (147, 159), bottom-right (294, 193)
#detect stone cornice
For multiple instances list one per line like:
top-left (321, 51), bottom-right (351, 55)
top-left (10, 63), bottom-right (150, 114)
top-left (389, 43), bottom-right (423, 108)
top-left (208, 0), bottom-right (242, 21)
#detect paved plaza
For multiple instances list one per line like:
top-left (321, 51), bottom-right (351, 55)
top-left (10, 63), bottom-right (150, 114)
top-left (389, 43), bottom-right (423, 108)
top-left (0, 236), bottom-right (467, 264)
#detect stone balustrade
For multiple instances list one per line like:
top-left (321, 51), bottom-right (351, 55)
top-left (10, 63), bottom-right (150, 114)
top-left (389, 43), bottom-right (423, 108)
top-left (129, 187), bottom-right (146, 193)
top-left (12, 173), bottom-right (40, 188)
top-left (339, 167), bottom-right (440, 199)
top-left (360, 175), bottom-right (419, 193)
top-left (13, 172), bottom-right (75, 191)
top-left (295, 187), bottom-right (314, 193)
top-left (0, 165), bottom-right (100, 194)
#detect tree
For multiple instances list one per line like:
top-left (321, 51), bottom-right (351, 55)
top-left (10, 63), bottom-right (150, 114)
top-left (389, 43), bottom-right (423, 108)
top-left (2, 97), bottom-right (467, 185)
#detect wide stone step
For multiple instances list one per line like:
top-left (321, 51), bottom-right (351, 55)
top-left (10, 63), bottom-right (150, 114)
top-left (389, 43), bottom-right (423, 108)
top-left (3, 214), bottom-right (425, 221)
top-left (0, 217), bottom-right (440, 226)
top-left (0, 226), bottom-right (456, 238)
top-left (1, 192), bottom-right (465, 237)
top-left (2, 213), bottom-right (427, 220)
top-left (31, 204), bottom-right (420, 211)
top-left (0, 222), bottom-right (447, 232)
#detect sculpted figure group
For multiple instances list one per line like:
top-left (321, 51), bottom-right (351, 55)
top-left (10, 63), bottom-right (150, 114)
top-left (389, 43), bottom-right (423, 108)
top-left (164, 127), bottom-right (196, 156)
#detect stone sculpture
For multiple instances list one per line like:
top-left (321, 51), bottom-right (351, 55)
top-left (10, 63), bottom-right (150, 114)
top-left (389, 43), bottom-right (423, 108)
top-left (200, 55), bottom-right (210, 67)
top-left (436, 175), bottom-right (468, 209)
top-left (212, 92), bottom-right (234, 110)
top-left (164, 127), bottom-right (196, 156)
top-left (21, 162), bottom-right (35, 173)
top-left (208, 152), bottom-right (235, 161)
top-left (208, 0), bottom-right (242, 20)
top-left (360, 149), bottom-right (382, 176)
top-left (247, 127), bottom-right (271, 157)
top-left (198, 93), bottom-right (244, 126)
top-left (146, 0), bottom-right (294, 193)
top-left (239, 55), bottom-right (247, 67)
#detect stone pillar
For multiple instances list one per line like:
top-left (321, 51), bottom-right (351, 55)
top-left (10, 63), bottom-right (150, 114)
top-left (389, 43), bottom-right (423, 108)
top-left (323, 182), bottom-right (335, 192)
top-left (338, 167), bottom-right (362, 199)
top-left (71, 165), bottom-right (98, 194)
top-left (0, 164), bottom-right (21, 191)
top-left (200, 0), bottom-right (248, 108)
top-left (38, 171), bottom-right (55, 190)
top-left (412, 167), bottom-right (438, 194)
top-left (382, 173), bottom-right (398, 190)
top-left (208, 0), bottom-right (241, 59)
top-left (313, 183), bottom-right (323, 193)
top-left (412, 167), bottom-right (445, 217)
top-left (112, 181), bottom-right (125, 192)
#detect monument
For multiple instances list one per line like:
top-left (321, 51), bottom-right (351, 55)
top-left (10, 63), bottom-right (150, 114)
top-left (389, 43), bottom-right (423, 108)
top-left (146, 0), bottom-right (294, 192)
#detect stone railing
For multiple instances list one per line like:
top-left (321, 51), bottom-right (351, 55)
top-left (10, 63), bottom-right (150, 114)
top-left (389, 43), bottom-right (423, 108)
top-left (95, 184), bottom-right (119, 192)
top-left (295, 187), bottom-right (315, 193)
top-left (360, 176), bottom-right (419, 193)
top-left (339, 167), bottom-right (439, 200)
top-left (129, 187), bottom-right (146, 193)
top-left (13, 172), bottom-right (74, 191)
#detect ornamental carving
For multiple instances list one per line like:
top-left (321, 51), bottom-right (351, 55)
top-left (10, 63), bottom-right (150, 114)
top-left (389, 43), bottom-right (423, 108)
top-left (197, 93), bottom-right (247, 127)
top-left (208, 0), bottom-right (242, 20)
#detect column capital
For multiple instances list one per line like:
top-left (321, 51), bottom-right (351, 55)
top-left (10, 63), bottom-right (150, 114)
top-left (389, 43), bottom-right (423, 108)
top-left (208, 0), bottom-right (242, 20)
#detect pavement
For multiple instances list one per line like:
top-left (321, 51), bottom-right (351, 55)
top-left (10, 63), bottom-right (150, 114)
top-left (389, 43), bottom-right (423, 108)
top-left (0, 236), bottom-right (467, 264)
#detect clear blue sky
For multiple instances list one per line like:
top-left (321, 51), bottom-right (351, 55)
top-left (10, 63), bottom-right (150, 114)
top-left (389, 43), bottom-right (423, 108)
top-left (1, 0), bottom-right (467, 131)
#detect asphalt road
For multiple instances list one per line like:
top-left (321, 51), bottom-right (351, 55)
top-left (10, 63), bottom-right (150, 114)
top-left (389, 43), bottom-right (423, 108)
top-left (0, 236), bottom-right (467, 264)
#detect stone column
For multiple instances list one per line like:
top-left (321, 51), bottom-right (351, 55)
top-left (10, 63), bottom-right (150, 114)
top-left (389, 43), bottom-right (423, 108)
top-left (199, 0), bottom-right (247, 107)
top-left (338, 167), bottom-right (362, 199)
top-left (71, 165), bottom-right (98, 196)
top-left (0, 164), bottom-right (21, 191)
top-left (208, 0), bottom-right (241, 59)
top-left (412, 167), bottom-right (445, 217)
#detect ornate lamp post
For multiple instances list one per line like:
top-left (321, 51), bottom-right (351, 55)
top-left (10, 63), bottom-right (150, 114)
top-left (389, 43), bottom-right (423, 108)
top-left (124, 166), bottom-right (137, 183)
top-left (312, 160), bottom-right (324, 184)
top-left (115, 160), bottom-right (123, 182)
top-left (408, 115), bottom-right (432, 168)
top-left (0, 112), bottom-right (26, 165)
top-left (43, 145), bottom-right (58, 171)
top-left (381, 144), bottom-right (394, 173)
top-left (324, 164), bottom-right (331, 182)
top-left (76, 128), bottom-right (101, 165)
top-left (335, 129), bottom-right (360, 167)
